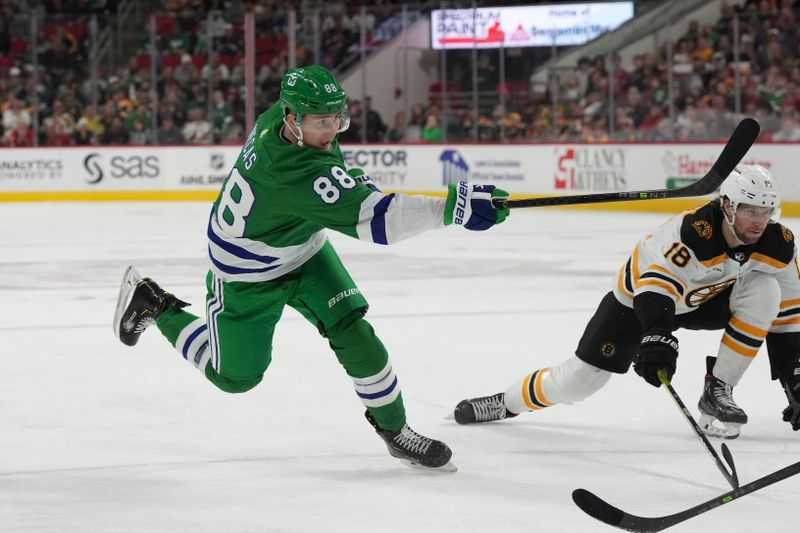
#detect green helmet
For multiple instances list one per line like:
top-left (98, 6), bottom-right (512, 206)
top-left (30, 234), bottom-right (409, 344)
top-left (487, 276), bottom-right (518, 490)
top-left (280, 65), bottom-right (348, 117)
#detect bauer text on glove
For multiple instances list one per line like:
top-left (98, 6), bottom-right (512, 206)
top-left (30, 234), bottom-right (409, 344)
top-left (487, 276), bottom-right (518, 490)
top-left (633, 329), bottom-right (679, 388)
top-left (444, 181), bottom-right (510, 231)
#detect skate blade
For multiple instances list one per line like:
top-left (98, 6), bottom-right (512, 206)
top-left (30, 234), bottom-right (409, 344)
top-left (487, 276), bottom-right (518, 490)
top-left (444, 412), bottom-right (455, 421)
top-left (699, 414), bottom-right (741, 439)
top-left (112, 265), bottom-right (142, 338)
top-left (397, 458), bottom-right (458, 473)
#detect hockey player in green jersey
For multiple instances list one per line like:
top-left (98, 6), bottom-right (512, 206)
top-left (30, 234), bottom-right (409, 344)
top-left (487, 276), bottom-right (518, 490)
top-left (113, 65), bottom-right (510, 471)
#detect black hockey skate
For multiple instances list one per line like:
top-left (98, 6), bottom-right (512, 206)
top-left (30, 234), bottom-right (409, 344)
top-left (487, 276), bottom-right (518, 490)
top-left (452, 393), bottom-right (517, 425)
top-left (365, 411), bottom-right (455, 472)
top-left (113, 266), bottom-right (189, 346)
top-left (698, 356), bottom-right (747, 439)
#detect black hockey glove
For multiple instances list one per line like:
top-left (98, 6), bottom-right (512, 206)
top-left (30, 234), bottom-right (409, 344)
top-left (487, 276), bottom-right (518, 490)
top-left (633, 328), bottom-right (679, 388)
top-left (780, 359), bottom-right (800, 431)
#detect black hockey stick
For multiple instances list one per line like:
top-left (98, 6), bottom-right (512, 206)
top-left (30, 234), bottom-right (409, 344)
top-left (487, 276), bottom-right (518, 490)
top-left (657, 370), bottom-right (739, 489)
top-left (491, 117), bottom-right (760, 210)
top-left (572, 459), bottom-right (800, 532)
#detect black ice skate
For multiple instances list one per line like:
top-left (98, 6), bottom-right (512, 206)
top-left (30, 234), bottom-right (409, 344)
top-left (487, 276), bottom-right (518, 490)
top-left (698, 356), bottom-right (747, 439)
top-left (365, 411), bottom-right (456, 472)
top-left (113, 266), bottom-right (189, 347)
top-left (452, 393), bottom-right (517, 425)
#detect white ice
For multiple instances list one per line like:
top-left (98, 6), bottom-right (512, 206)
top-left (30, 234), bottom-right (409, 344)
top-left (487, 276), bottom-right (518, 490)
top-left (1, 202), bottom-right (799, 533)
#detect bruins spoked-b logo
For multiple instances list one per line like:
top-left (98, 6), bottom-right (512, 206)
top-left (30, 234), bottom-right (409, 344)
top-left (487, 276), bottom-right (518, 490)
top-left (782, 224), bottom-right (794, 243)
top-left (686, 279), bottom-right (736, 307)
top-left (692, 219), bottom-right (713, 239)
top-left (600, 341), bottom-right (617, 358)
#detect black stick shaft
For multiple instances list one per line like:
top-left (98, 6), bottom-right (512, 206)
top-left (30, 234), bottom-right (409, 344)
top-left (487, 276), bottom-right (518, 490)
top-left (573, 460), bottom-right (800, 532)
top-left (492, 118), bottom-right (759, 210)
top-left (658, 370), bottom-right (738, 489)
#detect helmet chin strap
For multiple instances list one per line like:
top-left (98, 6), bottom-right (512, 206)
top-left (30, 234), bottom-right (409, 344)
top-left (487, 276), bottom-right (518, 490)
top-left (283, 116), bottom-right (304, 147)
top-left (723, 204), bottom-right (746, 247)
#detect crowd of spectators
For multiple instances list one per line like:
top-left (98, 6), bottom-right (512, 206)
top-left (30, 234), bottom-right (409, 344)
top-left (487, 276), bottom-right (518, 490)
top-left (3, 0), bottom-right (800, 146)
top-left (0, 0), bottom-right (398, 146)
top-left (432, 0), bottom-right (800, 143)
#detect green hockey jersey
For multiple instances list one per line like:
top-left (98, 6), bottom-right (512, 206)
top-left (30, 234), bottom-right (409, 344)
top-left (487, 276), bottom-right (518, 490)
top-left (208, 103), bottom-right (446, 282)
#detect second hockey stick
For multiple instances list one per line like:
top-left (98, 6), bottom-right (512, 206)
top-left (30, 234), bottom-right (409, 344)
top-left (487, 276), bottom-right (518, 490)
top-left (492, 117), bottom-right (760, 210)
top-left (657, 370), bottom-right (738, 489)
top-left (572, 459), bottom-right (800, 532)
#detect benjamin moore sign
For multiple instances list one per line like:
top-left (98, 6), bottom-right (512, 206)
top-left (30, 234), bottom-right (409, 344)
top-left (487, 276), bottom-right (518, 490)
top-left (431, 2), bottom-right (634, 49)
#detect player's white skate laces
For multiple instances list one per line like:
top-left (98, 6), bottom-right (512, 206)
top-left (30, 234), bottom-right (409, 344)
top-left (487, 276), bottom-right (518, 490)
top-left (365, 411), bottom-right (456, 472)
top-left (450, 393), bottom-right (516, 424)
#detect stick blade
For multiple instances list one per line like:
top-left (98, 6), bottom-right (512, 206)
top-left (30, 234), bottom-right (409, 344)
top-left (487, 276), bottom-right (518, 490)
top-left (572, 488), bottom-right (626, 527)
top-left (712, 117), bottom-right (760, 178)
top-left (721, 443), bottom-right (740, 489)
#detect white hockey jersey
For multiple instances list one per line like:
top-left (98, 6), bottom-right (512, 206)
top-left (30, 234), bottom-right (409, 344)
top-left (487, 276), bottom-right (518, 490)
top-left (612, 201), bottom-right (800, 335)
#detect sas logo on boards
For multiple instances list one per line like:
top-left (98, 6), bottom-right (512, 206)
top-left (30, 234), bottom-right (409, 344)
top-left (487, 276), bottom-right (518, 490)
top-left (83, 153), bottom-right (160, 184)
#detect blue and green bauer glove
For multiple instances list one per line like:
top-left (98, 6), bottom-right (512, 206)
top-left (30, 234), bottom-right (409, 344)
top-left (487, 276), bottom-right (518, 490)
top-left (444, 181), bottom-right (510, 231)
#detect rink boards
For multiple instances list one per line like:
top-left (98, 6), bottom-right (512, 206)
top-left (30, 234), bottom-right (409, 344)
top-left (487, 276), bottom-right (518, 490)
top-left (1, 142), bottom-right (798, 214)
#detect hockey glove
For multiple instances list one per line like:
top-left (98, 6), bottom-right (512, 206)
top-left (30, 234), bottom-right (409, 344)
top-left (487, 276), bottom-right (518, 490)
top-left (780, 359), bottom-right (800, 431)
top-left (633, 328), bottom-right (679, 388)
top-left (444, 181), bottom-right (510, 231)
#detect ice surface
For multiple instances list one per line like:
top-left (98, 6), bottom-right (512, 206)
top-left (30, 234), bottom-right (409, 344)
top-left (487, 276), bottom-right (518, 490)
top-left (1, 202), bottom-right (798, 532)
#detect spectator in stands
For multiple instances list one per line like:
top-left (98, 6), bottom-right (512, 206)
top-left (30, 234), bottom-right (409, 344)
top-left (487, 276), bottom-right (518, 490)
top-left (385, 111), bottom-right (405, 142)
top-left (125, 104), bottom-right (151, 132)
top-left (72, 117), bottom-right (95, 145)
top-left (772, 110), bottom-right (800, 140)
top-left (46, 121), bottom-right (72, 146)
top-left (0, 18), bottom-right (10, 55)
top-left (2, 94), bottom-right (30, 134)
top-left (220, 116), bottom-right (244, 143)
top-left (4, 66), bottom-right (25, 99)
top-left (337, 99), bottom-right (363, 143)
top-left (111, 86), bottom-right (135, 118)
top-left (182, 106), bottom-right (211, 144)
top-left (639, 103), bottom-right (666, 137)
top-left (162, 21), bottom-right (192, 55)
top-left (612, 116), bottom-right (638, 142)
top-left (422, 113), bottom-right (442, 143)
top-left (173, 53), bottom-right (195, 88)
top-left (188, 82), bottom-right (207, 113)
top-left (39, 36), bottom-right (72, 79)
top-left (404, 102), bottom-right (425, 141)
top-left (477, 53), bottom-right (499, 92)
top-left (102, 116), bottom-right (128, 144)
top-left (43, 99), bottom-right (75, 136)
top-left (129, 118), bottom-right (153, 145)
top-left (322, 6), bottom-right (353, 66)
top-left (210, 88), bottom-right (230, 141)
top-left (6, 120), bottom-right (33, 146)
top-left (364, 96), bottom-right (386, 142)
top-left (157, 114), bottom-right (184, 144)
top-left (202, 52), bottom-right (230, 83)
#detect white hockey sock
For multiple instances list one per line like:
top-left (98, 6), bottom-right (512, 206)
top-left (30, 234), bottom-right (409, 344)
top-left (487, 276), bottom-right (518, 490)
top-left (716, 271), bottom-right (779, 385)
top-left (714, 314), bottom-right (766, 385)
top-left (504, 368), bottom-right (555, 414)
top-left (174, 318), bottom-right (212, 372)
top-left (352, 361), bottom-right (401, 409)
top-left (504, 357), bottom-right (612, 414)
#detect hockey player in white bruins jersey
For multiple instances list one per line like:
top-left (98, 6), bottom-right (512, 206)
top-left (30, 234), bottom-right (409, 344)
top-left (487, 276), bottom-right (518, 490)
top-left (452, 164), bottom-right (800, 439)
